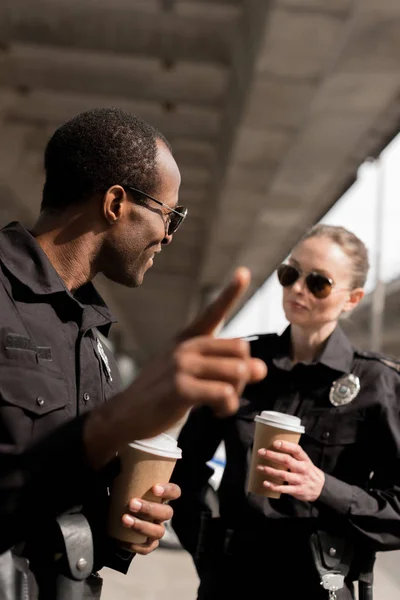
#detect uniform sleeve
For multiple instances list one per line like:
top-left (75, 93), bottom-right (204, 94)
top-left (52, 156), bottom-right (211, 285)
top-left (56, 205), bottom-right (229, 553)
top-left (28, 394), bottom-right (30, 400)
top-left (170, 406), bottom-right (225, 557)
top-left (316, 369), bottom-right (400, 551)
top-left (0, 414), bottom-right (100, 553)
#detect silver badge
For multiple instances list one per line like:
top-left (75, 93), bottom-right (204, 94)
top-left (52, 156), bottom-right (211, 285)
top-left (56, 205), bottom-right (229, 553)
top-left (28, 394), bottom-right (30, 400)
top-left (329, 374), bottom-right (360, 407)
top-left (97, 338), bottom-right (113, 382)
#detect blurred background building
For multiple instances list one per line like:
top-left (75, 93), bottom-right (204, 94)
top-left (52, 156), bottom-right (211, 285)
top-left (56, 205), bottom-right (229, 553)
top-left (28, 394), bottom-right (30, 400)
top-left (2, 0), bottom-right (400, 373)
top-left (1, 1), bottom-right (400, 597)
top-left (223, 139), bottom-right (400, 358)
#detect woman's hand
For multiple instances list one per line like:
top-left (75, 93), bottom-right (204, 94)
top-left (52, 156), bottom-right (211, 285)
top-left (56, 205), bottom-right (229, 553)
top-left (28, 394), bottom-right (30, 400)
top-left (257, 440), bottom-right (325, 502)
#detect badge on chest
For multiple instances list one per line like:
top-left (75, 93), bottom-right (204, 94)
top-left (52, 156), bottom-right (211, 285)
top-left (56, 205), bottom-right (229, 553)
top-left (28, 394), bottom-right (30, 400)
top-left (96, 337), bottom-right (113, 382)
top-left (329, 374), bottom-right (360, 407)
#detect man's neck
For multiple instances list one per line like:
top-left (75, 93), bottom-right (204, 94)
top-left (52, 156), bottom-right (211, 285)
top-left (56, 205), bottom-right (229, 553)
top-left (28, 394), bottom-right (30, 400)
top-left (32, 211), bottom-right (99, 292)
top-left (290, 321), bottom-right (337, 364)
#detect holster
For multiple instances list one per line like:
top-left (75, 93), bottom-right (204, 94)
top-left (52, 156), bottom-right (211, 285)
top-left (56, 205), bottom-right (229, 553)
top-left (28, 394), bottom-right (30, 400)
top-left (310, 531), bottom-right (354, 578)
top-left (0, 513), bottom-right (95, 600)
top-left (310, 531), bottom-right (375, 600)
top-left (53, 513), bottom-right (94, 600)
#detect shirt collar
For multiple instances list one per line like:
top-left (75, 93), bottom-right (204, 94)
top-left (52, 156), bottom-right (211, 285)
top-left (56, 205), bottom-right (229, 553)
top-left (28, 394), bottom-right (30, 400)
top-left (0, 221), bottom-right (115, 328)
top-left (317, 325), bottom-right (354, 373)
top-left (273, 325), bottom-right (354, 374)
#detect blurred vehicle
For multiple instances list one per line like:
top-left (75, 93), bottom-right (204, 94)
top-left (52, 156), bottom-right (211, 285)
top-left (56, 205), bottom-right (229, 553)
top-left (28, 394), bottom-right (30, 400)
top-left (161, 443), bottom-right (226, 549)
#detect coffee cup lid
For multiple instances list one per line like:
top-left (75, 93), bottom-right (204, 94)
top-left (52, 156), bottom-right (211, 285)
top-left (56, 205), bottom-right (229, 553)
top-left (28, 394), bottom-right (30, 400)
top-left (255, 410), bottom-right (305, 433)
top-left (129, 433), bottom-right (182, 459)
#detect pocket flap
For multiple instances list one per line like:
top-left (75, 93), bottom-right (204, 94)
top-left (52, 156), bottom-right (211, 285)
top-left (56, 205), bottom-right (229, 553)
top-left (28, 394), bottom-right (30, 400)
top-left (0, 364), bottom-right (69, 416)
top-left (305, 411), bottom-right (363, 446)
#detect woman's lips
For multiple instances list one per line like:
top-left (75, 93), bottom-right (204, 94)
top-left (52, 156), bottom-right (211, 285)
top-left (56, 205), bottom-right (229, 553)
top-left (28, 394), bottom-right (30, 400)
top-left (288, 300), bottom-right (308, 310)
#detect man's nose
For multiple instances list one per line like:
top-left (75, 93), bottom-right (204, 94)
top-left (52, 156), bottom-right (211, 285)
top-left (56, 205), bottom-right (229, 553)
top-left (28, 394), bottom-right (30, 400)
top-left (162, 232), bottom-right (173, 245)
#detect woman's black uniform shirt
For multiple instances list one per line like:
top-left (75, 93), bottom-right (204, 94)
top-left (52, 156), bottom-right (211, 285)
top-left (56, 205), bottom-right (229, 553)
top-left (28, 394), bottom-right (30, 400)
top-left (172, 326), bottom-right (400, 555)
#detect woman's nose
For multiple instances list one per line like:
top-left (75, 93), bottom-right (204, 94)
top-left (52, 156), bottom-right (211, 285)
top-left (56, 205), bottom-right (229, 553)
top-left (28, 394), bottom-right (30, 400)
top-left (291, 276), bottom-right (307, 293)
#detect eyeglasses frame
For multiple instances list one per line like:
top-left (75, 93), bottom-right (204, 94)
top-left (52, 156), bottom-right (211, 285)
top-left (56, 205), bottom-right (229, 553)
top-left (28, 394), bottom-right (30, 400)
top-left (124, 185), bottom-right (187, 235)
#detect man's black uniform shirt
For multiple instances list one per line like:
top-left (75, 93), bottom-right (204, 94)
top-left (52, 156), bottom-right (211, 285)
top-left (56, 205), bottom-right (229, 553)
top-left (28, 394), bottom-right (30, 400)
top-left (0, 222), bottom-right (128, 572)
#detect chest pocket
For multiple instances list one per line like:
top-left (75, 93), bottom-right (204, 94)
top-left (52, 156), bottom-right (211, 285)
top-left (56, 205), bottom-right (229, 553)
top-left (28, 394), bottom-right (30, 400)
top-left (301, 409), bottom-right (365, 475)
top-left (304, 409), bottom-right (363, 445)
top-left (0, 362), bottom-right (70, 446)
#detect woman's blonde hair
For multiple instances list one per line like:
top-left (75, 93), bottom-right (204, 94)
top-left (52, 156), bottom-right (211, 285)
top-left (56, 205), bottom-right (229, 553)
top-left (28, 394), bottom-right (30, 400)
top-left (299, 224), bottom-right (369, 289)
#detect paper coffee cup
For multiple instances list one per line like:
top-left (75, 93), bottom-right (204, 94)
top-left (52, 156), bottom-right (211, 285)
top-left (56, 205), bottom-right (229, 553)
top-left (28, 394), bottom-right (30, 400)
top-left (247, 411), bottom-right (304, 499)
top-left (107, 433), bottom-right (182, 544)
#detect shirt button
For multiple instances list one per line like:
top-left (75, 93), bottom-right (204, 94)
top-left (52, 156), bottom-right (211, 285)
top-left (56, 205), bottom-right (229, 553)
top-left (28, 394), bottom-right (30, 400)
top-left (83, 393), bottom-right (90, 402)
top-left (322, 431), bottom-right (330, 440)
top-left (36, 396), bottom-right (45, 407)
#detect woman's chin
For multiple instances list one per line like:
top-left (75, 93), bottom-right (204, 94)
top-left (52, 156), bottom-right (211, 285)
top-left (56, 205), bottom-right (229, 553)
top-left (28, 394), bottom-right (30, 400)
top-left (286, 314), bottom-right (313, 329)
top-left (285, 310), bottom-right (311, 327)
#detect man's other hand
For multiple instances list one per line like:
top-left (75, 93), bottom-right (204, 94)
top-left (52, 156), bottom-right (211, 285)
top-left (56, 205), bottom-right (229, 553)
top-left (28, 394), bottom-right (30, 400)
top-left (119, 483), bottom-right (181, 555)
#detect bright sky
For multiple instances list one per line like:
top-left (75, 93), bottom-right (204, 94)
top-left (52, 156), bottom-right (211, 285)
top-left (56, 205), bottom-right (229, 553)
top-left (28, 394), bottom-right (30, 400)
top-left (222, 131), bottom-right (400, 338)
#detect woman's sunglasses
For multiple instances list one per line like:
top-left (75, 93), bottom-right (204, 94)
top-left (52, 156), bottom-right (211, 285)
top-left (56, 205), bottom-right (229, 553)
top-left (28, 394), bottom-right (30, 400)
top-left (277, 263), bottom-right (334, 299)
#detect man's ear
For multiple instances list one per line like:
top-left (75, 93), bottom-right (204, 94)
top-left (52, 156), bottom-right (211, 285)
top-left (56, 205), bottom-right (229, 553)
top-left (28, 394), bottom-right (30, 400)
top-left (342, 288), bottom-right (365, 314)
top-left (102, 186), bottom-right (126, 225)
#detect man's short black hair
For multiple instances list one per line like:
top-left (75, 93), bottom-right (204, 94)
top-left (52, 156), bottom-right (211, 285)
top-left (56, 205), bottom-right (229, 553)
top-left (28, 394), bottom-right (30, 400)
top-left (41, 107), bottom-right (171, 211)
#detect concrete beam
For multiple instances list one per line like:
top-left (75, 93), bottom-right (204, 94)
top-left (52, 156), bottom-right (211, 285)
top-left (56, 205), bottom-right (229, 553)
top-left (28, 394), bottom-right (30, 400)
top-left (198, 0), bottom-right (400, 300)
top-left (197, 1), bottom-right (353, 288)
top-left (256, 7), bottom-right (347, 80)
top-left (0, 123), bottom-right (27, 179)
top-left (0, 121), bottom-right (43, 221)
top-left (0, 88), bottom-right (220, 140)
top-left (171, 139), bottom-right (215, 170)
top-left (179, 0), bottom-right (238, 5)
top-left (0, 0), bottom-right (238, 66)
top-left (187, 0), bottom-right (273, 315)
top-left (278, 0), bottom-right (353, 17)
top-left (0, 43), bottom-right (227, 108)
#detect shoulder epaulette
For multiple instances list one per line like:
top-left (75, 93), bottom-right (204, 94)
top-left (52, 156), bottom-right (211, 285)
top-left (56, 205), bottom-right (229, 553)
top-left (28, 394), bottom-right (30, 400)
top-left (354, 350), bottom-right (400, 373)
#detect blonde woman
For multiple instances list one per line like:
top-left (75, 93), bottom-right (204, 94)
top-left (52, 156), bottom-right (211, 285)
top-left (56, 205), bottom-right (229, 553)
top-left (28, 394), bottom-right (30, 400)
top-left (171, 225), bottom-right (400, 600)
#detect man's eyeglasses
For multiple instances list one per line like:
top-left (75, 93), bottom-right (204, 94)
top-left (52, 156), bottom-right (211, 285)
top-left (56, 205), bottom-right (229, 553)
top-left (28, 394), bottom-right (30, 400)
top-left (125, 185), bottom-right (187, 236)
top-left (277, 263), bottom-right (334, 299)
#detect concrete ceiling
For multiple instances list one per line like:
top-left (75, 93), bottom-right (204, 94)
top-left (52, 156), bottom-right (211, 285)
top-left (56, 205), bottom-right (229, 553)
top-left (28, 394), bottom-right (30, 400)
top-left (1, 0), bottom-right (400, 364)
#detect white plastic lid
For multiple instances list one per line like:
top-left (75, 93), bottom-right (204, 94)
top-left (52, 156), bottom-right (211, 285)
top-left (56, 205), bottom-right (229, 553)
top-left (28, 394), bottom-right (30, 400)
top-left (129, 433), bottom-right (182, 459)
top-left (255, 410), bottom-right (305, 434)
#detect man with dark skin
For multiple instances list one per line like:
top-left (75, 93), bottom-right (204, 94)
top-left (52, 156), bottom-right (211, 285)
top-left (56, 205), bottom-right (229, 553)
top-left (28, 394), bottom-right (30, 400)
top-left (0, 108), bottom-right (266, 598)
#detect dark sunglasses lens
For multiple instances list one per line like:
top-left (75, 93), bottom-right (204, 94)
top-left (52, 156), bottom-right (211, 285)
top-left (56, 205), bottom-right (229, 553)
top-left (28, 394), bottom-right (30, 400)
top-left (168, 207), bottom-right (187, 235)
top-left (277, 264), bottom-right (300, 287)
top-left (168, 215), bottom-right (180, 235)
top-left (306, 273), bottom-right (332, 298)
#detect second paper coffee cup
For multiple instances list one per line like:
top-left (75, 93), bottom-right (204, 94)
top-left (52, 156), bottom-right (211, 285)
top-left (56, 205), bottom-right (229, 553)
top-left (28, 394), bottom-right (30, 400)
top-left (247, 411), bottom-right (304, 499)
top-left (108, 433), bottom-right (182, 544)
